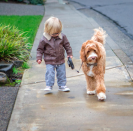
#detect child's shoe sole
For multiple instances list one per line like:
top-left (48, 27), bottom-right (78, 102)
top-left (44, 89), bottom-right (52, 94)
top-left (58, 88), bottom-right (70, 92)
top-left (44, 91), bottom-right (52, 94)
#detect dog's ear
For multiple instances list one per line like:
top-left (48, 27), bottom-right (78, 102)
top-left (80, 41), bottom-right (88, 62)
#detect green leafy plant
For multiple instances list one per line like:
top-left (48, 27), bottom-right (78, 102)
top-left (0, 77), bottom-right (16, 87)
top-left (15, 79), bottom-right (21, 84)
top-left (0, 25), bottom-right (30, 62)
top-left (12, 67), bottom-right (19, 74)
top-left (22, 62), bottom-right (30, 69)
top-left (28, 0), bottom-right (44, 5)
top-left (5, 82), bottom-right (16, 87)
top-left (12, 66), bottom-right (23, 74)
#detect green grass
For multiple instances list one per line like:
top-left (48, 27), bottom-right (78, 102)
top-left (0, 15), bottom-right (43, 46)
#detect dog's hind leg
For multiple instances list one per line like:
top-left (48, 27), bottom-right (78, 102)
top-left (85, 75), bottom-right (96, 95)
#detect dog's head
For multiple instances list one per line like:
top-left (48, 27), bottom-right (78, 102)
top-left (80, 40), bottom-right (101, 64)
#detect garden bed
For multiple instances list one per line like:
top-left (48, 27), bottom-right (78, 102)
top-left (0, 15), bottom-right (43, 86)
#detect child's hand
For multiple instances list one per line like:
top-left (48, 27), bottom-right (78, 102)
top-left (37, 60), bottom-right (42, 64)
top-left (67, 56), bottom-right (73, 59)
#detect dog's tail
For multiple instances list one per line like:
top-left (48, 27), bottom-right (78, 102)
top-left (91, 27), bottom-right (107, 45)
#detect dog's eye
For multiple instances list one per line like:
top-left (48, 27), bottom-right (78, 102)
top-left (87, 51), bottom-right (90, 53)
top-left (94, 50), bottom-right (96, 52)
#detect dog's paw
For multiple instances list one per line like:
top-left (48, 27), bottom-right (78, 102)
top-left (97, 92), bottom-right (106, 101)
top-left (87, 90), bottom-right (95, 95)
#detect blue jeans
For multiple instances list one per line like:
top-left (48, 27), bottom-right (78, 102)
top-left (45, 63), bottom-right (66, 87)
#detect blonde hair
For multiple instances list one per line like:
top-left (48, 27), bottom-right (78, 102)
top-left (44, 17), bottom-right (62, 35)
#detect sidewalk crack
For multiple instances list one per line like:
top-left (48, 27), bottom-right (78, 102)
top-left (22, 65), bottom-right (125, 86)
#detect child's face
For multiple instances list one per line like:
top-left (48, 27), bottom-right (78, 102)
top-left (51, 33), bottom-right (59, 37)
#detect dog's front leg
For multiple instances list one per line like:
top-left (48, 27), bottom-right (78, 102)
top-left (95, 75), bottom-right (106, 101)
top-left (85, 75), bottom-right (96, 95)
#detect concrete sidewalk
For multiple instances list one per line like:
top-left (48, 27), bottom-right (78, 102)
top-left (7, 0), bottom-right (133, 131)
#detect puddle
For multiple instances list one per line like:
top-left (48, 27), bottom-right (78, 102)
top-left (106, 109), bottom-right (133, 116)
top-left (83, 85), bottom-right (133, 116)
top-left (105, 81), bottom-right (133, 88)
top-left (68, 96), bottom-right (75, 99)
top-left (116, 90), bottom-right (133, 95)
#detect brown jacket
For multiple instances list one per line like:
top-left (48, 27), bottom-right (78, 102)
top-left (36, 33), bottom-right (72, 65)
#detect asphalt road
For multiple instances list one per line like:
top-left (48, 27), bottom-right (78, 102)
top-left (68, 0), bottom-right (133, 39)
top-left (0, 87), bottom-right (19, 131)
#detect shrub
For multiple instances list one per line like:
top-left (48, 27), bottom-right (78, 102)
top-left (3, 0), bottom-right (45, 5)
top-left (22, 62), bottom-right (30, 69)
top-left (28, 0), bottom-right (44, 5)
top-left (0, 25), bottom-right (30, 62)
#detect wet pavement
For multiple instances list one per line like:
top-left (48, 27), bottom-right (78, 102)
top-left (67, 0), bottom-right (133, 40)
top-left (8, 77), bottom-right (133, 131)
top-left (7, 0), bottom-right (133, 131)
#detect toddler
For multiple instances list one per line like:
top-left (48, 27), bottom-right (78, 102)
top-left (36, 17), bottom-right (73, 93)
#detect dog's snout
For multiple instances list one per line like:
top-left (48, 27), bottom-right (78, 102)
top-left (91, 56), bottom-right (96, 60)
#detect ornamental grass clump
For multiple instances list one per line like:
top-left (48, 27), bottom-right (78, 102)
top-left (0, 25), bottom-right (30, 62)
